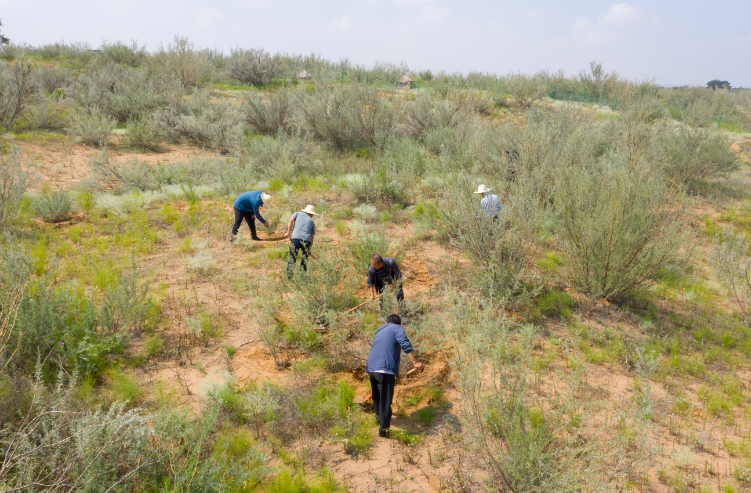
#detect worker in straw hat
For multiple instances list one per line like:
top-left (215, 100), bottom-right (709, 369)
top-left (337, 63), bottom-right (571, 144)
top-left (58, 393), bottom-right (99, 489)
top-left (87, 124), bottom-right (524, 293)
top-left (231, 190), bottom-right (272, 243)
top-left (285, 205), bottom-right (318, 277)
top-left (474, 184), bottom-right (501, 219)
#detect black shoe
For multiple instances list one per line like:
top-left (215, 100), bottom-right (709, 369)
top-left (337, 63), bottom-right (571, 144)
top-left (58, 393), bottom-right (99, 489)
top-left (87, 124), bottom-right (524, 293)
top-left (379, 429), bottom-right (390, 439)
top-left (251, 236), bottom-right (261, 241)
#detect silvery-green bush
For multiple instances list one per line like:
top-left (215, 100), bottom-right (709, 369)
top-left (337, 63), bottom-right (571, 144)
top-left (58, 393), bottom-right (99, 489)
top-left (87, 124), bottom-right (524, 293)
top-left (33, 190), bottom-right (72, 223)
top-left (69, 107), bottom-right (116, 146)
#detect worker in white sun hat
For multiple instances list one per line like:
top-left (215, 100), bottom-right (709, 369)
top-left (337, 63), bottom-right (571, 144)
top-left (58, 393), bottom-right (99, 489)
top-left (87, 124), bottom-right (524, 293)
top-left (285, 205), bottom-right (318, 278)
top-left (474, 184), bottom-right (501, 219)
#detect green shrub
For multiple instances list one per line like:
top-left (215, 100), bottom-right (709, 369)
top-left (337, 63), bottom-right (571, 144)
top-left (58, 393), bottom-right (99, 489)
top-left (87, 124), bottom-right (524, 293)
top-left (151, 35), bottom-right (209, 87)
top-left (346, 229), bottom-right (403, 267)
top-left (98, 40), bottom-right (147, 67)
top-left (654, 125), bottom-right (738, 187)
top-left (416, 405), bottom-right (437, 425)
top-left (124, 117), bottom-right (165, 151)
top-left (33, 190), bottom-right (72, 222)
top-left (536, 291), bottom-right (576, 318)
top-left (554, 157), bottom-right (693, 300)
top-left (0, 145), bottom-right (33, 230)
top-left (241, 88), bottom-right (291, 134)
top-left (347, 168), bottom-right (406, 207)
top-left (146, 334), bottom-right (164, 357)
top-left (297, 84), bottom-right (400, 149)
top-left (709, 226), bottom-right (751, 320)
top-left (69, 108), bottom-right (116, 146)
top-left (227, 48), bottom-right (282, 86)
top-left (106, 366), bottom-right (143, 405)
top-left (286, 248), bottom-right (358, 326)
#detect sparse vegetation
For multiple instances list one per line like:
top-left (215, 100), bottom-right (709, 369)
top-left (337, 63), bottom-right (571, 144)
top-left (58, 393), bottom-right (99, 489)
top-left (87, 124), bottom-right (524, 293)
top-left (0, 39), bottom-right (749, 492)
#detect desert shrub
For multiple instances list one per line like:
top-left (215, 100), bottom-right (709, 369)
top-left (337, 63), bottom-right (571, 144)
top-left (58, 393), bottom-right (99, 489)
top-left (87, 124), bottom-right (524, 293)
top-left (653, 125), bottom-right (738, 186)
top-left (237, 129), bottom-right (317, 182)
top-left (400, 91), bottom-right (475, 138)
top-left (709, 227), bottom-right (751, 321)
top-left (124, 116), bottom-right (166, 151)
top-left (446, 300), bottom-right (658, 490)
top-left (22, 92), bottom-right (66, 130)
top-left (347, 168), bottom-right (406, 207)
top-left (151, 35), bottom-right (209, 87)
top-left (33, 190), bottom-right (72, 222)
top-left (33, 65), bottom-right (71, 92)
top-left (423, 125), bottom-right (470, 156)
top-left (379, 135), bottom-right (428, 181)
top-left (554, 156), bottom-right (693, 300)
top-left (151, 401), bottom-right (271, 491)
top-left (4, 243), bottom-right (149, 377)
top-left (227, 47), bottom-right (282, 85)
top-left (67, 62), bottom-right (180, 123)
top-left (155, 88), bottom-right (243, 153)
top-left (88, 148), bottom-right (159, 193)
top-left (346, 229), bottom-right (403, 267)
top-left (99, 40), bottom-right (148, 67)
top-left (0, 145), bottom-right (34, 230)
top-left (296, 84), bottom-right (401, 149)
top-left (286, 248), bottom-right (359, 326)
top-left (471, 107), bottom-right (599, 201)
top-left (440, 175), bottom-right (541, 299)
top-left (496, 72), bottom-right (548, 108)
top-left (241, 88), bottom-right (292, 134)
top-left (0, 59), bottom-right (37, 127)
top-left (69, 107), bottom-right (116, 146)
top-left (352, 203), bottom-right (377, 220)
top-left (0, 375), bottom-right (153, 492)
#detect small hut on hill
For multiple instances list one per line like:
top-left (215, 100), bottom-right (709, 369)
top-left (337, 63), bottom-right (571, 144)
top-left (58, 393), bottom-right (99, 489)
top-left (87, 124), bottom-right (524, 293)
top-left (297, 70), bottom-right (312, 80)
top-left (397, 75), bottom-right (413, 88)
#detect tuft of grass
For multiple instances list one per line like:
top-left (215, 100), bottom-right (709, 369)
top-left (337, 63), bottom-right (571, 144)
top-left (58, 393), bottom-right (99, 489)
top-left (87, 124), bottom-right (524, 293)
top-left (416, 406), bottom-right (437, 425)
top-left (106, 366), bottom-right (143, 405)
top-left (145, 334), bottom-right (164, 358)
top-left (391, 429), bottom-right (423, 445)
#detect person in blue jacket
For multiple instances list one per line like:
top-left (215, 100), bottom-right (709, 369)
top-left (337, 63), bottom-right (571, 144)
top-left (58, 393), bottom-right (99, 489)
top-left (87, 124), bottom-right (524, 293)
top-left (231, 191), bottom-right (271, 243)
top-left (366, 314), bottom-right (423, 438)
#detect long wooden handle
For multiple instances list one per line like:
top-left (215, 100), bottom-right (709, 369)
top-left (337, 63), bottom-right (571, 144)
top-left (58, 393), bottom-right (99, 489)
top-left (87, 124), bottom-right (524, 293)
top-left (330, 300), bottom-right (369, 322)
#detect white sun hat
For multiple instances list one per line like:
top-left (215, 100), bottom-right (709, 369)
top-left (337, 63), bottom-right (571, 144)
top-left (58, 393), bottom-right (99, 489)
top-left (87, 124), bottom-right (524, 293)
top-left (300, 205), bottom-right (319, 216)
top-left (474, 184), bottom-right (492, 194)
top-left (261, 192), bottom-right (271, 202)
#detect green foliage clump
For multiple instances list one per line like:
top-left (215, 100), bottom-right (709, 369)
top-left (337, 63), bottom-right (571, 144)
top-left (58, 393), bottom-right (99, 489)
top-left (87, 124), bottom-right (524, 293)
top-left (124, 116), bottom-right (166, 151)
top-left (241, 88), bottom-right (291, 134)
top-left (69, 108), bottom-right (116, 146)
top-left (33, 190), bottom-right (71, 223)
top-left (0, 145), bottom-right (33, 230)
top-left (554, 157), bottom-right (692, 300)
top-left (346, 229), bottom-right (403, 267)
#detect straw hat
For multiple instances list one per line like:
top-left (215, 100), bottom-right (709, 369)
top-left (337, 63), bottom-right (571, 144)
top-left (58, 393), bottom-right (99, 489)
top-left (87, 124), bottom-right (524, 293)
top-left (300, 205), bottom-right (319, 216)
top-left (474, 184), bottom-right (492, 194)
top-left (261, 192), bottom-right (271, 202)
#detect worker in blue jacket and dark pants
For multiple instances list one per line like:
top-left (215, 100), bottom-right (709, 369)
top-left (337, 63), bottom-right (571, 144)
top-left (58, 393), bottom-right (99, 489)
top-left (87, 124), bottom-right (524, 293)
top-left (231, 191), bottom-right (271, 243)
top-left (366, 314), bottom-right (423, 438)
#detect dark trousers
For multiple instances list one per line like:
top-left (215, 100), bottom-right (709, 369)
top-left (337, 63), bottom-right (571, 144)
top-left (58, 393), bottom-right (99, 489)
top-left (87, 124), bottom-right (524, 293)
top-left (286, 239), bottom-right (310, 278)
top-left (369, 372), bottom-right (396, 431)
top-left (375, 281), bottom-right (406, 316)
top-left (231, 207), bottom-right (257, 238)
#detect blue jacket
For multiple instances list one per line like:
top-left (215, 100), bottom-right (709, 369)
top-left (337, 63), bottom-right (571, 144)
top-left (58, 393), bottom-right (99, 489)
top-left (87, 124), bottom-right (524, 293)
top-left (234, 191), bottom-right (266, 224)
top-left (366, 323), bottom-right (414, 377)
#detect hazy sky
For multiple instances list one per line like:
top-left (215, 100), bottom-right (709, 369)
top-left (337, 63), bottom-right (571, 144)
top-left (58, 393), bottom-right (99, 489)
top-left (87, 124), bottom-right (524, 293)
top-left (2, 0), bottom-right (749, 87)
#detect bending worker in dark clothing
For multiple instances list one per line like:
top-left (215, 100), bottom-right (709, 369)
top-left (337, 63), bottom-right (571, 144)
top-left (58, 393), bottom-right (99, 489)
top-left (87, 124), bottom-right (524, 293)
top-left (366, 314), bottom-right (422, 438)
top-left (231, 191), bottom-right (270, 243)
top-left (367, 254), bottom-right (405, 316)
